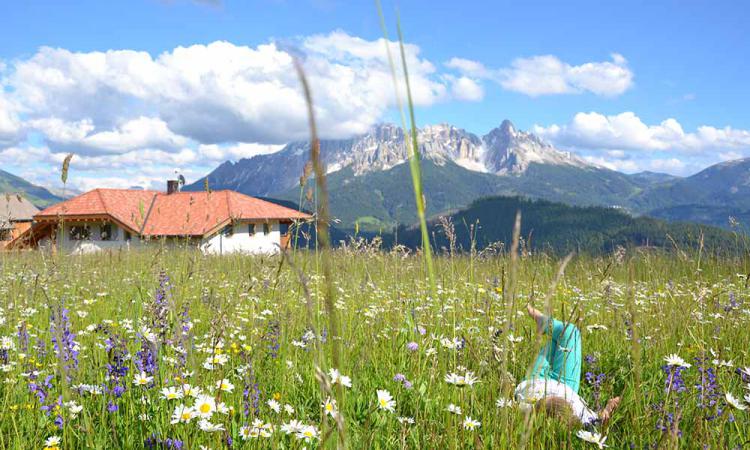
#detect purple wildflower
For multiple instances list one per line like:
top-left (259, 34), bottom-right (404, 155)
top-left (49, 302), bottom-right (79, 380)
top-left (263, 321), bottom-right (281, 359)
top-left (393, 373), bottom-right (413, 390)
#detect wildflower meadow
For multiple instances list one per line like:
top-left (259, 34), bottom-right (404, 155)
top-left (0, 246), bottom-right (748, 449)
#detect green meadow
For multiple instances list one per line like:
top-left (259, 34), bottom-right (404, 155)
top-left (0, 247), bottom-right (748, 449)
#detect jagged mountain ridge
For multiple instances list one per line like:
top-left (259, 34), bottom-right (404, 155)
top-left (186, 120), bottom-right (593, 197)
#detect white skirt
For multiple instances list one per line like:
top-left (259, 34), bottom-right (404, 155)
top-left (514, 378), bottom-right (598, 425)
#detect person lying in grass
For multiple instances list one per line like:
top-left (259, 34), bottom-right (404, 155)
top-left (515, 304), bottom-right (621, 426)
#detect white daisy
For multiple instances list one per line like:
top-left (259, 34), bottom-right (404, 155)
top-left (577, 430), bottom-right (608, 448)
top-left (132, 371), bottom-right (153, 386)
top-left (296, 425), bottom-right (319, 441)
top-left (376, 389), bottom-right (396, 413)
top-left (215, 378), bottom-right (234, 393)
top-left (267, 398), bottom-right (281, 413)
top-left (462, 416), bottom-right (481, 430)
top-left (445, 371), bottom-right (480, 387)
top-left (446, 403), bottom-right (462, 415)
top-left (239, 425), bottom-right (256, 440)
top-left (161, 386), bottom-right (184, 400)
top-left (194, 394), bottom-right (217, 418)
top-left (322, 397), bottom-right (338, 417)
top-left (170, 404), bottom-right (195, 424)
top-left (181, 384), bottom-right (202, 398)
top-left (44, 436), bottom-right (61, 449)
top-left (664, 354), bottom-right (691, 368)
top-left (726, 392), bottom-right (747, 410)
top-left (496, 397), bottom-right (514, 408)
top-left (280, 419), bottom-right (305, 435)
top-left (328, 368), bottom-right (352, 388)
top-left (198, 419), bottom-right (225, 432)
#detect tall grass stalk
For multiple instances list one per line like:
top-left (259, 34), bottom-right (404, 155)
top-left (294, 59), bottom-right (346, 449)
top-left (375, 2), bottom-right (437, 303)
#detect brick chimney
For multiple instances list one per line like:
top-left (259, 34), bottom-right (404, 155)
top-left (167, 180), bottom-right (180, 194)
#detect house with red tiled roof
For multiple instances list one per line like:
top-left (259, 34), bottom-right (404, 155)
top-left (1, 194), bottom-right (39, 249)
top-left (8, 182), bottom-right (311, 254)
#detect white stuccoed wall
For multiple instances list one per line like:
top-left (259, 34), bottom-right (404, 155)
top-left (201, 221), bottom-right (281, 255)
top-left (37, 220), bottom-right (282, 255)
top-left (48, 221), bottom-right (139, 254)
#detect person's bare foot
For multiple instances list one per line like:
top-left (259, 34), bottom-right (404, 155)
top-left (526, 304), bottom-right (545, 331)
top-left (526, 303), bottom-right (542, 320)
top-left (599, 396), bottom-right (621, 426)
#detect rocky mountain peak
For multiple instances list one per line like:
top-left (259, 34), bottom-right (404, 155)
top-left (187, 119), bottom-right (594, 197)
top-left (482, 120), bottom-right (588, 174)
top-left (499, 119), bottom-right (516, 135)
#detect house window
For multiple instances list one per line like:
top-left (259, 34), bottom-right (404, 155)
top-left (100, 223), bottom-right (117, 241)
top-left (0, 229), bottom-right (10, 241)
top-left (248, 223), bottom-right (256, 235)
top-left (222, 224), bottom-right (234, 237)
top-left (263, 223), bottom-right (270, 235)
top-left (124, 230), bottom-right (132, 241)
top-left (279, 223), bottom-right (290, 235)
top-left (69, 225), bottom-right (91, 241)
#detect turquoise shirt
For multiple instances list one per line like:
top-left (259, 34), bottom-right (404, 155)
top-left (530, 317), bottom-right (582, 393)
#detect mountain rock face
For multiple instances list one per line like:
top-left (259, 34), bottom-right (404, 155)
top-left (0, 169), bottom-right (63, 208)
top-left (187, 120), bottom-right (595, 197)
top-left (187, 120), bottom-right (750, 231)
top-left (483, 120), bottom-right (588, 174)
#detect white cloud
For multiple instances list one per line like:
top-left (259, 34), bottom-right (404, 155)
top-left (583, 155), bottom-right (640, 172)
top-left (446, 53), bottom-right (633, 97)
top-left (0, 93), bottom-right (22, 146)
top-left (7, 31), bottom-right (450, 147)
top-left (584, 154), bottom-right (691, 175)
top-left (719, 151), bottom-right (743, 161)
top-left (449, 76), bottom-right (484, 102)
top-left (197, 143), bottom-right (284, 161)
top-left (649, 158), bottom-right (686, 172)
top-left (0, 31), bottom-right (473, 189)
top-left (534, 111), bottom-right (750, 153)
top-left (28, 116), bottom-right (188, 155)
top-left (445, 58), bottom-right (491, 78)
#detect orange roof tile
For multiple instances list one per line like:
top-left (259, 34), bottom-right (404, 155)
top-left (35, 189), bottom-right (310, 237)
top-left (36, 189), bottom-right (158, 232)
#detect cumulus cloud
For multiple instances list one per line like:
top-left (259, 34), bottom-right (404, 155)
top-left (446, 53), bottom-right (633, 97)
top-left (445, 58), bottom-right (491, 78)
top-left (0, 144), bottom-right (207, 191)
top-left (584, 154), bottom-right (692, 174)
top-left (583, 155), bottom-right (640, 172)
top-left (197, 143), bottom-right (284, 161)
top-left (649, 158), bottom-right (686, 172)
top-left (0, 31), bottom-right (482, 189)
top-left (0, 93), bottom-right (22, 146)
top-left (533, 111), bottom-right (750, 152)
top-left (7, 31), bottom-right (449, 147)
top-left (449, 76), bottom-right (484, 101)
top-left (28, 116), bottom-right (188, 155)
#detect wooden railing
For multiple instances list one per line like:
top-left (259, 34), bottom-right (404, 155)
top-left (280, 233), bottom-right (291, 250)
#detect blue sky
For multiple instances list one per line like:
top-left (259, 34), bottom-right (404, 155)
top-left (1, 0), bottom-right (748, 190)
